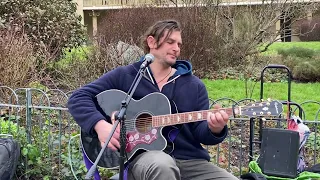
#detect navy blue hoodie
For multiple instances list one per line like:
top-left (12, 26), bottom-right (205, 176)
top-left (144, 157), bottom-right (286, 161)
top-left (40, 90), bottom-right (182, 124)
top-left (67, 58), bottom-right (228, 161)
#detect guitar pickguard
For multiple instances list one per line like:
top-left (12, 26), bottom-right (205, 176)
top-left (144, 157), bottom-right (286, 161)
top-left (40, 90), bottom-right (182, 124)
top-left (126, 128), bottom-right (159, 152)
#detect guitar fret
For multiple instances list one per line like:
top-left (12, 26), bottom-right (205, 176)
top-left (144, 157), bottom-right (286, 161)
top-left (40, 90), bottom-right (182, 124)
top-left (188, 113), bottom-right (192, 121)
top-left (167, 116), bottom-right (170, 124)
top-left (157, 117), bottom-right (158, 127)
top-left (157, 116), bottom-right (159, 126)
top-left (172, 114), bottom-right (176, 124)
top-left (197, 112), bottom-right (202, 119)
top-left (182, 114), bottom-right (185, 123)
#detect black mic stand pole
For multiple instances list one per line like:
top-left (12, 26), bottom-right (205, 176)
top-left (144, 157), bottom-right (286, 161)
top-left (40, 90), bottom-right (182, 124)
top-left (85, 62), bottom-right (150, 180)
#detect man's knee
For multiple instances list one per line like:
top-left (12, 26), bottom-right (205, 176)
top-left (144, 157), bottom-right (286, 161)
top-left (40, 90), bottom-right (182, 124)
top-left (214, 166), bottom-right (238, 180)
top-left (144, 151), bottom-right (177, 170)
top-left (146, 152), bottom-right (179, 178)
top-left (131, 151), bottom-right (180, 180)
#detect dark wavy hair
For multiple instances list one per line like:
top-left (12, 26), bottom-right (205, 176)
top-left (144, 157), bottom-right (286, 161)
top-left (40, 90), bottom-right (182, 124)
top-left (141, 20), bottom-right (181, 53)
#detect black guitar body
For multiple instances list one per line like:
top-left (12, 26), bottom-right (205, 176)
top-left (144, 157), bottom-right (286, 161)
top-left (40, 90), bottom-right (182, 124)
top-left (81, 90), bottom-right (172, 169)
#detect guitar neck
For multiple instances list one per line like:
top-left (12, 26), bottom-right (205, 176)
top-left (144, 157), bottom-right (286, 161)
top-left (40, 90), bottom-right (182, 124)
top-left (152, 107), bottom-right (239, 127)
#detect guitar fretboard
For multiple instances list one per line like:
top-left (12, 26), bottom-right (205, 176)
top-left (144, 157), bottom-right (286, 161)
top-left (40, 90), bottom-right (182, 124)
top-left (152, 107), bottom-right (238, 127)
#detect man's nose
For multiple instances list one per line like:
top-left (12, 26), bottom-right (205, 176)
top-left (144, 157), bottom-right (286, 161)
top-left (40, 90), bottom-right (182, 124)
top-left (173, 43), bottom-right (180, 52)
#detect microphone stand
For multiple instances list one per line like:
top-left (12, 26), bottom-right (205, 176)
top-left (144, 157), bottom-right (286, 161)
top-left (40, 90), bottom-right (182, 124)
top-left (85, 62), bottom-right (151, 180)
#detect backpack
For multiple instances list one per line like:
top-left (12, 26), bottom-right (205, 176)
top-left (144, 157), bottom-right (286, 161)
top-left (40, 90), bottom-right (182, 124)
top-left (0, 135), bottom-right (20, 180)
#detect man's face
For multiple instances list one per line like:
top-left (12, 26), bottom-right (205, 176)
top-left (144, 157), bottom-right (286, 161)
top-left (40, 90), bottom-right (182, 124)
top-left (148, 30), bottom-right (182, 66)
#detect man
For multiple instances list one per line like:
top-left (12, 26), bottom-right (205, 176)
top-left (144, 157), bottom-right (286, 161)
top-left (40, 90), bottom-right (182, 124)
top-left (68, 20), bottom-right (238, 180)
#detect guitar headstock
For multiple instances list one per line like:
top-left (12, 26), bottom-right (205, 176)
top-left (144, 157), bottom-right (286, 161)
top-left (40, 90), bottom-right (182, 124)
top-left (239, 99), bottom-right (283, 118)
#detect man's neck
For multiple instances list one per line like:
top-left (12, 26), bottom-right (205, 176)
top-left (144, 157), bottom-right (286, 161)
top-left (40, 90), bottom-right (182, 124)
top-left (149, 61), bottom-right (172, 78)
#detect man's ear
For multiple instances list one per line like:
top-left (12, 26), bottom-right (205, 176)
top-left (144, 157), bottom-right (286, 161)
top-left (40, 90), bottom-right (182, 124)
top-left (147, 36), bottom-right (156, 49)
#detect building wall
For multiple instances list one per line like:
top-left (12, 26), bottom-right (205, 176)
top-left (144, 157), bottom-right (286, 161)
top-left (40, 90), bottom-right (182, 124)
top-left (74, 0), bottom-right (84, 24)
top-left (79, 1), bottom-right (320, 42)
top-left (83, 11), bottom-right (93, 37)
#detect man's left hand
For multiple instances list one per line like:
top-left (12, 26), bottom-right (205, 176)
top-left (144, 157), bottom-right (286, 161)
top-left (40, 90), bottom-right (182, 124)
top-left (207, 104), bottom-right (229, 134)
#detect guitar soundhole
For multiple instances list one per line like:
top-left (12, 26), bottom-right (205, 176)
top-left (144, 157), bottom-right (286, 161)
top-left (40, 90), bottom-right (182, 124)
top-left (136, 113), bottom-right (152, 134)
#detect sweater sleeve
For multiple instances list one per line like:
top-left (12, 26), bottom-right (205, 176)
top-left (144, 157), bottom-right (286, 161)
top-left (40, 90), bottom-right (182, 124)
top-left (191, 82), bottom-right (228, 145)
top-left (67, 68), bottom-right (120, 136)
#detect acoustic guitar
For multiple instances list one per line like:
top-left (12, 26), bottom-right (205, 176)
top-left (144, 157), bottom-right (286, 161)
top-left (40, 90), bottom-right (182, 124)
top-left (81, 89), bottom-right (283, 169)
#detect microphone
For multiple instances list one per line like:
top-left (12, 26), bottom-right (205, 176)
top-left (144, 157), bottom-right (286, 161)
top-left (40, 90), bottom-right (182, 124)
top-left (140, 53), bottom-right (154, 69)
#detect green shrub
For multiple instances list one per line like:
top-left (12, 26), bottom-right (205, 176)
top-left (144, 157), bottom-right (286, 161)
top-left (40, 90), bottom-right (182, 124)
top-left (261, 42), bottom-right (320, 56)
top-left (0, 28), bottom-right (37, 89)
top-left (292, 58), bottom-right (320, 82)
top-left (278, 55), bottom-right (320, 82)
top-left (0, 0), bottom-right (87, 59)
top-left (54, 46), bottom-right (92, 69)
top-left (52, 41), bottom-right (144, 90)
top-left (50, 46), bottom-right (101, 90)
top-left (282, 56), bottom-right (301, 71)
top-left (275, 46), bottom-right (320, 82)
top-left (277, 46), bottom-right (316, 58)
top-left (305, 132), bottom-right (320, 150)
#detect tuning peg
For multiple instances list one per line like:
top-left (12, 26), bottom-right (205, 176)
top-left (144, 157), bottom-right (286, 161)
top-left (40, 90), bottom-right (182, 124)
top-left (267, 98), bottom-right (271, 102)
top-left (261, 99), bottom-right (264, 102)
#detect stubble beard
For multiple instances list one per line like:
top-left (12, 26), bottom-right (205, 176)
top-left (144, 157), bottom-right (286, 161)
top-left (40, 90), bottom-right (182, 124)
top-left (163, 57), bottom-right (176, 67)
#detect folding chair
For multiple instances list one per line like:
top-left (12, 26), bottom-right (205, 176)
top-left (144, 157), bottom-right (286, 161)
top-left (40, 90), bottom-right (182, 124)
top-left (83, 150), bottom-right (121, 180)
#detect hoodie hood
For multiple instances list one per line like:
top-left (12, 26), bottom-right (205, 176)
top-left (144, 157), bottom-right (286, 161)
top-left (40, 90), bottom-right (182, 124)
top-left (172, 60), bottom-right (192, 76)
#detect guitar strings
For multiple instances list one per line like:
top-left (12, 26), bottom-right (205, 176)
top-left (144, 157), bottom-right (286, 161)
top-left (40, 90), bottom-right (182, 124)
top-left (108, 103), bottom-right (271, 128)
top-left (114, 107), bottom-right (233, 123)
top-left (111, 106), bottom-right (265, 129)
top-left (117, 106), bottom-right (258, 124)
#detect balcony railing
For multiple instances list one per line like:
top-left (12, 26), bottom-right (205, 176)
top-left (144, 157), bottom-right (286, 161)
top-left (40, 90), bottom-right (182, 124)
top-left (83, 0), bottom-right (207, 7)
top-left (82, 0), bottom-right (320, 8)
top-left (82, 0), bottom-right (291, 9)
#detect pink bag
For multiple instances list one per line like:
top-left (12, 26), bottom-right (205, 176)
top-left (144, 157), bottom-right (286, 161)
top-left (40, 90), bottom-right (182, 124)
top-left (287, 115), bottom-right (310, 173)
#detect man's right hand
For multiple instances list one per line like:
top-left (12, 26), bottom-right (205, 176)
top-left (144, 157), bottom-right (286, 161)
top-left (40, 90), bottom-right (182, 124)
top-left (94, 113), bottom-right (120, 151)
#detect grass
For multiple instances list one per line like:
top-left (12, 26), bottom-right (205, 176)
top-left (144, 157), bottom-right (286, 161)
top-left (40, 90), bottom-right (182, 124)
top-left (260, 41), bottom-right (320, 55)
top-left (203, 79), bottom-right (320, 121)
